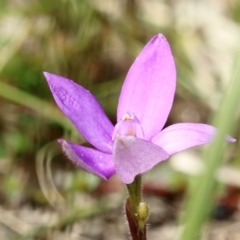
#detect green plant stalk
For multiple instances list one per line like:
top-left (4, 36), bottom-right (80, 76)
top-left (180, 55), bottom-right (240, 240)
top-left (126, 175), bottom-right (147, 240)
top-left (126, 175), bottom-right (142, 212)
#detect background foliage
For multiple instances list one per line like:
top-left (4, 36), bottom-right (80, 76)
top-left (0, 0), bottom-right (240, 239)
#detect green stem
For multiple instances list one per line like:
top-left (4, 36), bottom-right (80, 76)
top-left (126, 175), bottom-right (147, 240)
top-left (126, 175), bottom-right (142, 211)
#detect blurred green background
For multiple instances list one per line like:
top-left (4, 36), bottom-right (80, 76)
top-left (0, 0), bottom-right (240, 239)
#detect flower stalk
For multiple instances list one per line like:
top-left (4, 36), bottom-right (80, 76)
top-left (126, 175), bottom-right (142, 211)
top-left (126, 175), bottom-right (148, 240)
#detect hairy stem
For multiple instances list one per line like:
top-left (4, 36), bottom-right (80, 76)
top-left (126, 175), bottom-right (147, 240)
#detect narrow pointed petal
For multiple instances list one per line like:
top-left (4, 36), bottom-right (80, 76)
top-left (59, 139), bottom-right (116, 180)
top-left (44, 72), bottom-right (114, 153)
top-left (153, 123), bottom-right (236, 156)
top-left (117, 34), bottom-right (176, 140)
top-left (113, 136), bottom-right (169, 184)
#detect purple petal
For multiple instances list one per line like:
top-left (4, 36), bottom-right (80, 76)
top-left (44, 72), bottom-right (114, 153)
top-left (113, 136), bottom-right (169, 184)
top-left (152, 123), bottom-right (236, 156)
top-left (117, 34), bottom-right (176, 140)
top-left (58, 139), bottom-right (116, 180)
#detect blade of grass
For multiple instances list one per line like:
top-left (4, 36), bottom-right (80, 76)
top-left (0, 18), bottom-right (31, 73)
top-left (0, 80), bottom-right (73, 130)
top-left (180, 53), bottom-right (240, 240)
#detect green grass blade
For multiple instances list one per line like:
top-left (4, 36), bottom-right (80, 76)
top-left (0, 80), bottom-right (73, 130)
top-left (180, 54), bottom-right (240, 240)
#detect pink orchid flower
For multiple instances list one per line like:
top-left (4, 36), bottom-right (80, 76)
top-left (44, 34), bottom-right (235, 184)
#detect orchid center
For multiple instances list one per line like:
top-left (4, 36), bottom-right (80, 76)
top-left (112, 112), bottom-right (144, 140)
